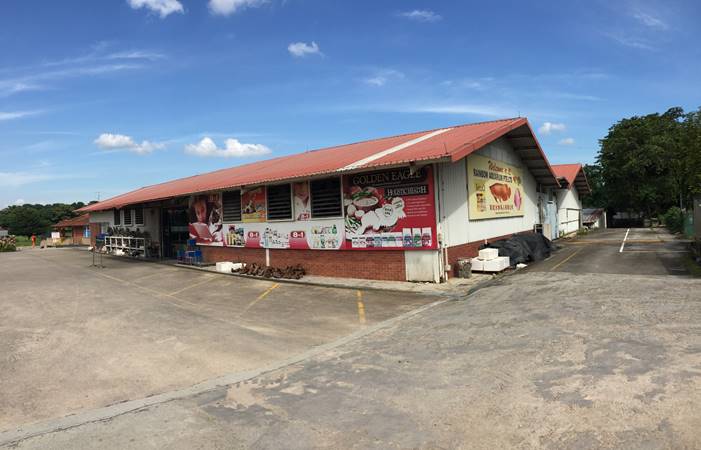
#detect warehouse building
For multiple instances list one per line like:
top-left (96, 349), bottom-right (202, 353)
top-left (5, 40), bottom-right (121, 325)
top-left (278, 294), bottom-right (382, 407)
top-left (551, 164), bottom-right (590, 236)
top-left (82, 117), bottom-right (573, 282)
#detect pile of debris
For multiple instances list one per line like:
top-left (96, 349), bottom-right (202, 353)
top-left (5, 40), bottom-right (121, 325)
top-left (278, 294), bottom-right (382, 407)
top-left (0, 235), bottom-right (17, 252)
top-left (233, 263), bottom-right (306, 280)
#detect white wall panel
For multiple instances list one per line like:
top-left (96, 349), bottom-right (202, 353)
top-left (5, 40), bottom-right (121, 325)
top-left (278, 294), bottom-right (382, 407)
top-left (437, 137), bottom-right (540, 247)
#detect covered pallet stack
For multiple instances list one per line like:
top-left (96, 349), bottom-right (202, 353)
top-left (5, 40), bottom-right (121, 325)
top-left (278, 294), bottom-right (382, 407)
top-left (471, 248), bottom-right (509, 273)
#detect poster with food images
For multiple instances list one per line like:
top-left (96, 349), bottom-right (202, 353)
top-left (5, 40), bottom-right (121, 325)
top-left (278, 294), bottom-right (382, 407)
top-left (241, 187), bottom-right (266, 223)
top-left (466, 154), bottom-right (525, 220)
top-left (343, 166), bottom-right (437, 250)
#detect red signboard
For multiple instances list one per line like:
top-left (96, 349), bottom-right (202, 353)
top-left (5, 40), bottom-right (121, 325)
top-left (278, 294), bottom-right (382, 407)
top-left (342, 166), bottom-right (437, 250)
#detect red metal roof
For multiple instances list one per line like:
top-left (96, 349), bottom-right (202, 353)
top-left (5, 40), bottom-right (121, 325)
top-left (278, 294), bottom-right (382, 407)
top-left (81, 118), bottom-right (559, 212)
top-left (54, 214), bottom-right (90, 228)
top-left (552, 163), bottom-right (591, 195)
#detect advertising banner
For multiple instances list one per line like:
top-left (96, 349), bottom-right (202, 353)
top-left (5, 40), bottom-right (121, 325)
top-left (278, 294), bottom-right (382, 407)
top-left (343, 166), bottom-right (437, 250)
top-left (293, 181), bottom-right (311, 221)
top-left (241, 187), bottom-right (266, 222)
top-left (222, 220), bottom-right (344, 250)
top-left (188, 193), bottom-right (224, 245)
top-left (467, 154), bottom-right (525, 220)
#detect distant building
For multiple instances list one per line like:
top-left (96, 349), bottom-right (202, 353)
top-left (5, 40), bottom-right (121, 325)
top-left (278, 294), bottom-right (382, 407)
top-left (551, 164), bottom-right (591, 236)
top-left (0, 226), bottom-right (8, 237)
top-left (52, 214), bottom-right (91, 246)
top-left (582, 208), bottom-right (607, 229)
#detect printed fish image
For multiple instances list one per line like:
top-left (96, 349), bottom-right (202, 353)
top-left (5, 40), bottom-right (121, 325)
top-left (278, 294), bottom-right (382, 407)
top-left (489, 183), bottom-right (511, 202)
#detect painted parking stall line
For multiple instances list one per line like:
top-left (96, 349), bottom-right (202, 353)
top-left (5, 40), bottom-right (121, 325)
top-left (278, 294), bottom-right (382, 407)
top-left (619, 228), bottom-right (630, 253)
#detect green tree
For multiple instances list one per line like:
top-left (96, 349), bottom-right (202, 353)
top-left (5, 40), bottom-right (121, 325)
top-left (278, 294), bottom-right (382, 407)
top-left (1, 207), bottom-right (50, 237)
top-left (582, 163), bottom-right (607, 208)
top-left (597, 107), bottom-right (688, 218)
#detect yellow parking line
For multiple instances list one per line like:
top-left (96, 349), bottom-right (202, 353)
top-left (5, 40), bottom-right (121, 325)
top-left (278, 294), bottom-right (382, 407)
top-left (550, 247), bottom-right (583, 271)
top-left (168, 275), bottom-right (216, 296)
top-left (357, 290), bottom-right (366, 325)
top-left (239, 283), bottom-right (280, 316)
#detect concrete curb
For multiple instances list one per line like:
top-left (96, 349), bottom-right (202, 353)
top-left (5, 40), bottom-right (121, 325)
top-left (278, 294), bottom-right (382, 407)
top-left (0, 297), bottom-right (453, 447)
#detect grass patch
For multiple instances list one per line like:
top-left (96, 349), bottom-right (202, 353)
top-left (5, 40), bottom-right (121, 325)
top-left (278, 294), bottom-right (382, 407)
top-left (14, 236), bottom-right (34, 247)
top-left (682, 254), bottom-right (701, 278)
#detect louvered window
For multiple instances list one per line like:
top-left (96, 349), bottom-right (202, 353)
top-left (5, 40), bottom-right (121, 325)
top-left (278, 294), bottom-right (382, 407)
top-left (123, 208), bottom-right (133, 226)
top-left (266, 184), bottom-right (292, 221)
top-left (222, 190), bottom-right (242, 222)
top-left (134, 208), bottom-right (144, 225)
top-left (310, 177), bottom-right (342, 218)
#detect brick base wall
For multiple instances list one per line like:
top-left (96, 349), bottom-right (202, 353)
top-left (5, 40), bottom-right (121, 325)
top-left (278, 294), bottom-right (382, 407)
top-left (446, 229), bottom-right (535, 276)
top-left (200, 246), bottom-right (406, 281)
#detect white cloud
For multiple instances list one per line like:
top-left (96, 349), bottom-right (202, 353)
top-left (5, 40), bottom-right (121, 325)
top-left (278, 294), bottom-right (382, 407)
top-left (14, 199), bottom-right (25, 205)
top-left (106, 50), bottom-right (166, 61)
top-left (288, 41), bottom-right (322, 58)
top-left (185, 137), bottom-right (271, 158)
top-left (604, 32), bottom-right (655, 51)
top-left (127, 0), bottom-right (184, 18)
top-left (0, 172), bottom-right (56, 187)
top-left (558, 137), bottom-right (575, 146)
top-left (399, 10), bottom-right (442, 22)
top-left (363, 69), bottom-right (404, 87)
top-left (377, 103), bottom-right (511, 118)
top-left (94, 133), bottom-right (165, 155)
top-left (538, 122), bottom-right (566, 135)
top-left (0, 110), bottom-right (42, 121)
top-left (208, 0), bottom-right (267, 16)
top-left (632, 10), bottom-right (668, 30)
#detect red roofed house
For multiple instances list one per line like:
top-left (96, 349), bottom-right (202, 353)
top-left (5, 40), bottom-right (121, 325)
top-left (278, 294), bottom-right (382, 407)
top-left (53, 214), bottom-right (91, 246)
top-left (551, 164), bottom-right (591, 236)
top-left (81, 118), bottom-right (566, 282)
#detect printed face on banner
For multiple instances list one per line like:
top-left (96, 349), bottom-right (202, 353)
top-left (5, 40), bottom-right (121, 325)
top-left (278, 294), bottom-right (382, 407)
top-left (188, 193), bottom-right (224, 245)
top-left (343, 166), bottom-right (437, 250)
top-left (293, 181), bottom-right (311, 221)
top-left (241, 187), bottom-right (266, 223)
top-left (467, 154), bottom-right (525, 220)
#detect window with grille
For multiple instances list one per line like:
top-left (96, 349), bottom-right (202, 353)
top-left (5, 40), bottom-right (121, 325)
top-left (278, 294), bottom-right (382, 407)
top-left (222, 190), bottom-right (242, 222)
top-left (123, 208), bottom-right (133, 226)
top-left (266, 184), bottom-right (292, 220)
top-left (134, 208), bottom-right (144, 225)
top-left (310, 177), bottom-right (342, 218)
top-left (114, 209), bottom-right (121, 226)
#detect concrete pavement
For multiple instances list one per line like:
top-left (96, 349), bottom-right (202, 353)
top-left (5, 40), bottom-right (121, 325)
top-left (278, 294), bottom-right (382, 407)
top-left (3, 229), bottom-right (701, 449)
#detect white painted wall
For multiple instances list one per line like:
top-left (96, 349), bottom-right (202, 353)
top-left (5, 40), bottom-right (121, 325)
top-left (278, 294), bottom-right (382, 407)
top-left (437, 137), bottom-right (539, 247)
top-left (404, 250), bottom-right (441, 282)
top-left (555, 188), bottom-right (581, 236)
top-left (89, 208), bottom-right (160, 242)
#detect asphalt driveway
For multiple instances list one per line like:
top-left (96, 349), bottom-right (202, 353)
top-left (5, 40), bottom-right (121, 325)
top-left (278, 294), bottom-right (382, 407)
top-left (3, 229), bottom-right (701, 449)
top-left (0, 248), bottom-right (435, 433)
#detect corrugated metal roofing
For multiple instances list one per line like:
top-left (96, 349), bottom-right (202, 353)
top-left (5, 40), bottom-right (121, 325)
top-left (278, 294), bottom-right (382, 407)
top-left (54, 214), bottom-right (90, 228)
top-left (81, 117), bottom-right (560, 212)
top-left (552, 163), bottom-right (591, 196)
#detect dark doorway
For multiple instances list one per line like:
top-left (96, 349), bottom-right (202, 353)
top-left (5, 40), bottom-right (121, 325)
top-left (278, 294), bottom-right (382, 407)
top-left (161, 208), bottom-right (189, 258)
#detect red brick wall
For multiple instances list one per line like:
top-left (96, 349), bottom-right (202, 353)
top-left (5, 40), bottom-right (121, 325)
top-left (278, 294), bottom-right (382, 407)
top-left (200, 246), bottom-right (406, 281)
top-left (446, 229), bottom-right (535, 275)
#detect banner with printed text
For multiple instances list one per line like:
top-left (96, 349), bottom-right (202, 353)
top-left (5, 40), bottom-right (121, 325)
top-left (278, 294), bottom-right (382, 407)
top-left (342, 166), bottom-right (437, 250)
top-left (467, 154), bottom-right (525, 220)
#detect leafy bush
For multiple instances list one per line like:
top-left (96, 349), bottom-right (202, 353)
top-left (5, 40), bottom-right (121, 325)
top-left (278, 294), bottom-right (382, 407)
top-left (663, 207), bottom-right (685, 234)
top-left (0, 235), bottom-right (17, 252)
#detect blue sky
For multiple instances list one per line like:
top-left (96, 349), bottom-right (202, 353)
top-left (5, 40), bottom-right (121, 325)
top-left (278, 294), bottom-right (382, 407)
top-left (1, 0), bottom-right (700, 207)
